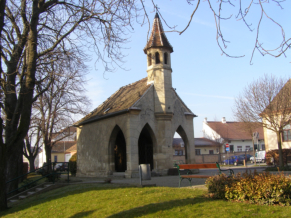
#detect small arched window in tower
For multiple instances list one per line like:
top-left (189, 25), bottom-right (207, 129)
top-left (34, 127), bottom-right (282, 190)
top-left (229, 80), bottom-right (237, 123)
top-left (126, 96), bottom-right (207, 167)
top-left (148, 53), bottom-right (152, 66)
top-left (155, 52), bottom-right (160, 64)
top-left (164, 53), bottom-right (168, 64)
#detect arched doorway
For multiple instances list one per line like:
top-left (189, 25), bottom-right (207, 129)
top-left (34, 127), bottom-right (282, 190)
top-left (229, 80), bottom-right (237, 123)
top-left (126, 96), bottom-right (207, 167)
top-left (172, 132), bottom-right (186, 164)
top-left (173, 125), bottom-right (189, 163)
top-left (138, 124), bottom-right (155, 170)
top-left (109, 125), bottom-right (127, 172)
top-left (114, 129), bottom-right (127, 172)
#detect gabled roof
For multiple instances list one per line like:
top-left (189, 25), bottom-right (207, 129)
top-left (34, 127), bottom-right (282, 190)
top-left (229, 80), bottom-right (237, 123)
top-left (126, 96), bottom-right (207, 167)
top-left (172, 138), bottom-right (184, 147)
top-left (194, 138), bottom-right (220, 147)
top-left (172, 88), bottom-right (196, 116)
top-left (65, 144), bottom-right (77, 153)
top-left (206, 122), bottom-right (264, 140)
top-left (52, 141), bottom-right (76, 153)
top-left (143, 13), bottom-right (173, 53)
top-left (261, 79), bottom-right (291, 116)
top-left (51, 126), bottom-right (76, 140)
top-left (75, 78), bottom-right (152, 126)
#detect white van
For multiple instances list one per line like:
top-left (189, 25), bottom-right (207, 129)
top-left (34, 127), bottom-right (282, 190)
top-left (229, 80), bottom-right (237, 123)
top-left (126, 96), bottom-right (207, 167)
top-left (250, 150), bottom-right (266, 163)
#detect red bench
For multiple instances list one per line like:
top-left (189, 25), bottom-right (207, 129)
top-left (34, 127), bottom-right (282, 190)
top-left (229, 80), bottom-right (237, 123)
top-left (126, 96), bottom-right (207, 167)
top-left (175, 163), bottom-right (234, 187)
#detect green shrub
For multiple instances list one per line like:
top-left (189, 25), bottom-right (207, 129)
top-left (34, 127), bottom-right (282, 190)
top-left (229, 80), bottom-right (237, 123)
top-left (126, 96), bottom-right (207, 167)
top-left (69, 153), bottom-right (77, 176)
top-left (205, 174), bottom-right (238, 199)
top-left (206, 171), bottom-right (291, 206)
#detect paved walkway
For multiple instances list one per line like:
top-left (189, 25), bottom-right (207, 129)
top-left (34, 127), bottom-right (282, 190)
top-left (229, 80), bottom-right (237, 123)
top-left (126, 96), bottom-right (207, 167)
top-left (70, 166), bottom-right (267, 189)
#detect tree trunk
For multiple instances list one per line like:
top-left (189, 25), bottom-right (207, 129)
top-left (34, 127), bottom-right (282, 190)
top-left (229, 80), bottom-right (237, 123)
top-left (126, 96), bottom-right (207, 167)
top-left (45, 144), bottom-right (52, 172)
top-left (276, 132), bottom-right (284, 168)
top-left (28, 157), bottom-right (35, 172)
top-left (0, 0), bottom-right (8, 210)
top-left (5, 141), bottom-right (23, 194)
top-left (0, 120), bottom-right (7, 210)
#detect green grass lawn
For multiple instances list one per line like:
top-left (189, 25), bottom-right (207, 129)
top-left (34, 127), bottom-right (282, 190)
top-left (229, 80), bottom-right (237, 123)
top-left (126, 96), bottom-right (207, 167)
top-left (1, 183), bottom-right (290, 218)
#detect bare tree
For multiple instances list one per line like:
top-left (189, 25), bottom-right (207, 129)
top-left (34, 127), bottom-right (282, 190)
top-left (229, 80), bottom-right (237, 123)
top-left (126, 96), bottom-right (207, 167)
top-left (0, 0), bottom-right (138, 208)
top-left (233, 74), bottom-right (291, 168)
top-left (34, 54), bottom-right (90, 168)
top-left (0, 0), bottom-right (290, 210)
top-left (23, 126), bottom-right (42, 172)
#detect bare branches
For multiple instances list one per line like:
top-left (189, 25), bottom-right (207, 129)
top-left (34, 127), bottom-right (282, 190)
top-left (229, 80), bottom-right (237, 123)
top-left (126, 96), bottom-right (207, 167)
top-left (233, 74), bottom-right (291, 133)
top-left (233, 74), bottom-right (291, 167)
top-left (179, 0), bottom-right (200, 35)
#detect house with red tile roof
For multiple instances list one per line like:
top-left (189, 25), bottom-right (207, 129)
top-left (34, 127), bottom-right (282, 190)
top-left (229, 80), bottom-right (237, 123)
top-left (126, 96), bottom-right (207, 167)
top-left (172, 137), bottom-right (220, 164)
top-left (202, 117), bottom-right (265, 153)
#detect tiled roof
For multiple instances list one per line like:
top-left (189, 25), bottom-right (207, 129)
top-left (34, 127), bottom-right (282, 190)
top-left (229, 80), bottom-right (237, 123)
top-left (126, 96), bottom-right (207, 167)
top-left (206, 122), bottom-right (264, 140)
top-left (261, 79), bottom-right (291, 116)
top-left (194, 138), bottom-right (220, 146)
top-left (52, 126), bottom-right (77, 140)
top-left (65, 144), bottom-right (77, 153)
top-left (143, 13), bottom-right (173, 53)
top-left (52, 141), bottom-right (76, 153)
top-left (75, 77), bottom-right (152, 126)
top-left (172, 138), bottom-right (184, 147)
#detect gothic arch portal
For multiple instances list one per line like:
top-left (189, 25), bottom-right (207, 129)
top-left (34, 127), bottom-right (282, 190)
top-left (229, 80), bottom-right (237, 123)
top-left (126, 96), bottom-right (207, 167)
top-left (174, 125), bottom-right (190, 163)
top-left (108, 125), bottom-right (127, 172)
top-left (138, 123), bottom-right (157, 170)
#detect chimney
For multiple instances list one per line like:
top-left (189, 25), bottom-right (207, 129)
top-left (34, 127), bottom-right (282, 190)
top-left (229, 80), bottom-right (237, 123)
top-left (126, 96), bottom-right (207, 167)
top-left (222, 117), bottom-right (226, 123)
top-left (204, 117), bottom-right (207, 123)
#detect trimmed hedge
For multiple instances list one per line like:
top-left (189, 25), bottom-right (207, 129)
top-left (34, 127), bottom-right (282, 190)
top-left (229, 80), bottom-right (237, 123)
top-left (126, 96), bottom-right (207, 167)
top-left (69, 153), bottom-right (77, 176)
top-left (206, 171), bottom-right (291, 206)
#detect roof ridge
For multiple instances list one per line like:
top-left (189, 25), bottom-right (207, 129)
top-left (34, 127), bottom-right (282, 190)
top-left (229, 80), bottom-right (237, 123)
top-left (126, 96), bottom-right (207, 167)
top-left (74, 77), bottom-right (149, 126)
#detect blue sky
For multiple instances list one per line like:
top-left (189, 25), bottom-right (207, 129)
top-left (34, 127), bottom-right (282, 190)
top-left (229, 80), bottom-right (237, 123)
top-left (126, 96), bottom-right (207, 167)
top-left (83, 1), bottom-right (291, 138)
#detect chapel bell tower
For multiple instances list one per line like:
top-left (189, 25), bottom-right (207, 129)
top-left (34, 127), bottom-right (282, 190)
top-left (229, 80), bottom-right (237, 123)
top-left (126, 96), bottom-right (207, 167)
top-left (144, 13), bottom-right (174, 116)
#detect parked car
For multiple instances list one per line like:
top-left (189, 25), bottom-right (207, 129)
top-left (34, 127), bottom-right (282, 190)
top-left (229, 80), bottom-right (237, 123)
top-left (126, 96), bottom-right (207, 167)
top-left (54, 162), bottom-right (68, 172)
top-left (223, 155), bottom-right (244, 166)
top-left (250, 151), bottom-right (266, 163)
top-left (239, 154), bottom-right (252, 161)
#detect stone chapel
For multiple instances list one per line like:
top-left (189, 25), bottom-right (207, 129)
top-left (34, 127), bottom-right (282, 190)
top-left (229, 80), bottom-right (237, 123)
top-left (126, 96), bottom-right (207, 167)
top-left (75, 13), bottom-right (197, 178)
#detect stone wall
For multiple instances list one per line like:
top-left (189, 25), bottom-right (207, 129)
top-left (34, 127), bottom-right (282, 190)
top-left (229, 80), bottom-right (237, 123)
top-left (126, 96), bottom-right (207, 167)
top-left (77, 85), bottom-right (196, 178)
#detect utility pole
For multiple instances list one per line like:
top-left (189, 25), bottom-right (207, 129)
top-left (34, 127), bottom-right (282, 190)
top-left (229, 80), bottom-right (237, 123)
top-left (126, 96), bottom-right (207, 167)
top-left (252, 132), bottom-right (259, 165)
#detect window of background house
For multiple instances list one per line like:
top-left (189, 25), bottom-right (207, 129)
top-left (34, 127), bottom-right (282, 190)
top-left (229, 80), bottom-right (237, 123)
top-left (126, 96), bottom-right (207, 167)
top-left (237, 146), bottom-right (242, 152)
top-left (230, 145), bottom-right (234, 152)
top-left (246, 145), bottom-right (250, 151)
top-left (54, 155), bottom-right (57, 162)
top-left (175, 150), bottom-right (183, 156)
top-left (209, 150), bottom-right (214, 155)
top-left (261, 144), bottom-right (265, 150)
top-left (283, 124), bottom-right (291, 141)
top-left (195, 149), bottom-right (201, 155)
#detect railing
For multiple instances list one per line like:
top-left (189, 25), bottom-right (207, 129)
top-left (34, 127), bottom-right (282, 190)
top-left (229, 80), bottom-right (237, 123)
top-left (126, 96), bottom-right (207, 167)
top-left (6, 162), bottom-right (70, 196)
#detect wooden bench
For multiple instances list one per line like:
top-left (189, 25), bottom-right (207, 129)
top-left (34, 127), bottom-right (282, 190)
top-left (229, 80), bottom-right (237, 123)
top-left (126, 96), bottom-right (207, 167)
top-left (175, 162), bottom-right (234, 187)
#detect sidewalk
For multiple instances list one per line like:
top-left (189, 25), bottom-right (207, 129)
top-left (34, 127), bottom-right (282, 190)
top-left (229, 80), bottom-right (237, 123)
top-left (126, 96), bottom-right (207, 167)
top-left (70, 166), bottom-right (266, 189)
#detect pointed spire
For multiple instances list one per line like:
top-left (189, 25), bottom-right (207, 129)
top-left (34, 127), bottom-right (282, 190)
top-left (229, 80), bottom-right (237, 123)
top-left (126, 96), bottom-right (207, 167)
top-left (143, 13), bottom-right (173, 54)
